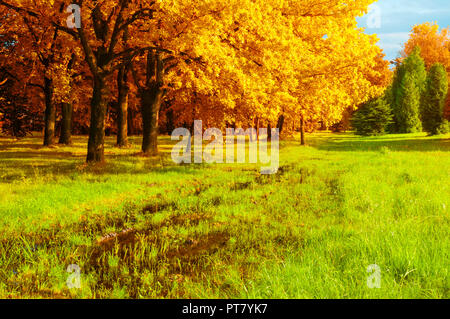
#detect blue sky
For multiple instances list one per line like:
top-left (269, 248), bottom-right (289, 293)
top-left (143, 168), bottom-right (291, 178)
top-left (357, 0), bottom-right (450, 61)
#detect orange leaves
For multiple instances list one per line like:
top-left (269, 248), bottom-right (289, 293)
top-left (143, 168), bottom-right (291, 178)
top-left (0, 0), bottom-right (388, 135)
top-left (404, 23), bottom-right (450, 120)
top-left (279, 0), bottom-right (386, 126)
top-left (404, 22), bottom-right (450, 71)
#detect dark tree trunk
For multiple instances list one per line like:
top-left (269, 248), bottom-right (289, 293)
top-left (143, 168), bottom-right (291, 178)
top-left (141, 88), bottom-right (163, 155)
top-left (43, 77), bottom-right (56, 146)
top-left (59, 102), bottom-right (73, 145)
top-left (127, 108), bottom-right (135, 135)
top-left (74, 1), bottom-right (135, 163)
top-left (249, 117), bottom-right (256, 142)
top-left (277, 114), bottom-right (285, 134)
top-left (59, 53), bottom-right (76, 145)
top-left (166, 108), bottom-right (174, 134)
top-left (116, 65), bottom-right (129, 147)
top-left (255, 117), bottom-right (260, 140)
top-left (300, 115), bottom-right (306, 146)
top-left (133, 50), bottom-right (165, 156)
top-left (267, 122), bottom-right (272, 141)
top-left (87, 76), bottom-right (108, 163)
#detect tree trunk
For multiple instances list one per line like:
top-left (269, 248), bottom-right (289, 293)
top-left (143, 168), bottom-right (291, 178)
top-left (166, 108), bottom-right (174, 134)
top-left (134, 50), bottom-right (165, 156)
top-left (116, 66), bottom-right (129, 147)
top-left (255, 117), bottom-right (260, 140)
top-left (277, 114), bottom-right (285, 134)
top-left (141, 88), bottom-right (163, 155)
top-left (249, 117), bottom-right (256, 142)
top-left (127, 108), bottom-right (135, 135)
top-left (300, 115), bottom-right (306, 146)
top-left (59, 102), bottom-right (73, 145)
top-left (43, 77), bottom-right (56, 146)
top-left (59, 53), bottom-right (76, 145)
top-left (87, 76), bottom-right (108, 163)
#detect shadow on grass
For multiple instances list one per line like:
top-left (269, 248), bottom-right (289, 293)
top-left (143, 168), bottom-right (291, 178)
top-left (0, 135), bottom-right (207, 182)
top-left (315, 133), bottom-right (450, 152)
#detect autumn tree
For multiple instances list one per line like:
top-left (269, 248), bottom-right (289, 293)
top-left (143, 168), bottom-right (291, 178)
top-left (69, 0), bottom-right (153, 162)
top-left (0, 69), bottom-right (41, 137)
top-left (403, 22), bottom-right (450, 121)
top-left (404, 23), bottom-right (450, 69)
top-left (0, 1), bottom-right (81, 146)
top-left (1, 0), bottom-right (388, 157)
top-left (0, 29), bottom-right (44, 137)
top-left (114, 27), bottom-right (132, 148)
top-left (165, 0), bottom-right (385, 146)
top-left (57, 53), bottom-right (80, 145)
top-left (281, 0), bottom-right (385, 144)
top-left (131, 50), bottom-right (165, 155)
top-left (333, 52), bottom-right (392, 133)
top-left (2, 0), bottom-right (162, 161)
top-left (42, 0), bottom-right (268, 161)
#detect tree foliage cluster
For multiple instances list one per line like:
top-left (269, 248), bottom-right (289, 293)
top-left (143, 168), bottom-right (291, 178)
top-left (351, 95), bottom-right (392, 136)
top-left (352, 23), bottom-right (450, 136)
top-left (0, 0), bottom-right (388, 161)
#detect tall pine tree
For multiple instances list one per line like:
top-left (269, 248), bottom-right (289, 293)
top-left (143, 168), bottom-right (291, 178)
top-left (398, 72), bottom-right (422, 133)
top-left (391, 47), bottom-right (427, 133)
top-left (422, 63), bottom-right (448, 135)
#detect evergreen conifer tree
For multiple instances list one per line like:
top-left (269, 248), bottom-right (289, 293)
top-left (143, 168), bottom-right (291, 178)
top-left (351, 96), bottom-right (393, 136)
top-left (391, 47), bottom-right (427, 133)
top-left (398, 71), bottom-right (423, 133)
top-left (422, 63), bottom-right (449, 135)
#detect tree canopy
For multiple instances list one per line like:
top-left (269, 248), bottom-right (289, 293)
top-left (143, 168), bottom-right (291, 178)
top-left (0, 0), bottom-right (388, 161)
top-left (403, 22), bottom-right (450, 121)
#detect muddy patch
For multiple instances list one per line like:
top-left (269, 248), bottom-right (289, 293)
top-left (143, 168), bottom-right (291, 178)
top-left (166, 231), bottom-right (230, 260)
top-left (169, 213), bottom-right (211, 227)
top-left (231, 181), bottom-right (252, 191)
top-left (87, 212), bottom-right (213, 267)
top-left (88, 228), bottom-right (139, 265)
top-left (142, 201), bottom-right (177, 215)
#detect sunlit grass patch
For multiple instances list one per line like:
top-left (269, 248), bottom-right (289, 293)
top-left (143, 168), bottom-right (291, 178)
top-left (0, 132), bottom-right (448, 298)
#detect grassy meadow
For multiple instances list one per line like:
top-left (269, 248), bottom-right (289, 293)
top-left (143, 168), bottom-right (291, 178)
top-left (0, 132), bottom-right (448, 298)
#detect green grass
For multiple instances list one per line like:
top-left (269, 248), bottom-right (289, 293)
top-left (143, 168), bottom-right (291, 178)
top-left (0, 132), bottom-right (448, 298)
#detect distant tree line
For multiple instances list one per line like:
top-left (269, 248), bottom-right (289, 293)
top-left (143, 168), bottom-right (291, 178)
top-left (0, 0), bottom-right (388, 161)
top-left (352, 23), bottom-right (450, 137)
